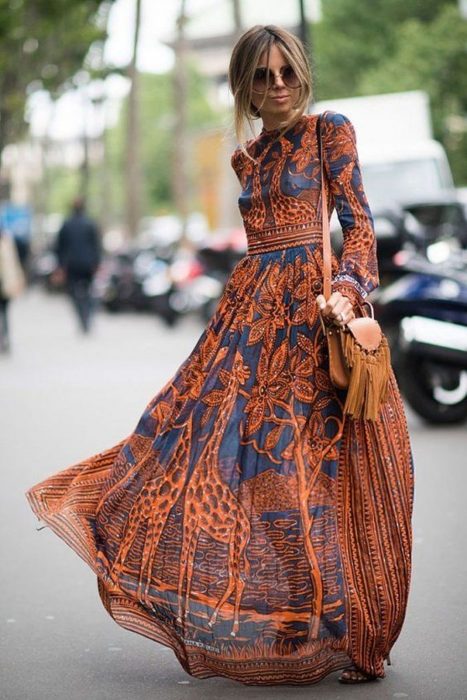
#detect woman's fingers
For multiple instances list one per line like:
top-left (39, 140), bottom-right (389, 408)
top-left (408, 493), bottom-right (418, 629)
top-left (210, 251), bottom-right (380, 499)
top-left (316, 294), bottom-right (326, 311)
top-left (317, 292), bottom-right (340, 316)
top-left (316, 292), bottom-right (354, 326)
top-left (332, 297), bottom-right (352, 324)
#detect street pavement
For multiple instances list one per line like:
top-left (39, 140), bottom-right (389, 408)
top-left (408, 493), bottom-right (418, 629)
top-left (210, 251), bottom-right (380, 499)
top-left (1, 287), bottom-right (466, 700)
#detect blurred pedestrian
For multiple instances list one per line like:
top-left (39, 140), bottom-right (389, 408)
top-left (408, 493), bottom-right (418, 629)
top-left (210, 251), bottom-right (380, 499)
top-left (56, 196), bottom-right (102, 333)
top-left (0, 226), bottom-right (26, 353)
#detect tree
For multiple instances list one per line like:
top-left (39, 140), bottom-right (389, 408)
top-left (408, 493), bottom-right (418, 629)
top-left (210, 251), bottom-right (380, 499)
top-left (125, 0), bottom-right (143, 237)
top-left (172, 0), bottom-right (190, 244)
top-left (0, 0), bottom-right (113, 158)
top-left (313, 0), bottom-right (467, 183)
top-left (232, 0), bottom-right (243, 37)
top-left (80, 68), bottom-right (218, 223)
top-left (357, 5), bottom-right (467, 182)
top-left (314, 0), bottom-right (456, 100)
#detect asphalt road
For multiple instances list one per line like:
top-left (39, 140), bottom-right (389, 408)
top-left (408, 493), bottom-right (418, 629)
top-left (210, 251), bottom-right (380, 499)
top-left (1, 288), bottom-right (466, 700)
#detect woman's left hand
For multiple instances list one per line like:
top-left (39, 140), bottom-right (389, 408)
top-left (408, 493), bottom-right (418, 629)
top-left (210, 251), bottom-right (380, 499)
top-left (316, 292), bottom-right (355, 328)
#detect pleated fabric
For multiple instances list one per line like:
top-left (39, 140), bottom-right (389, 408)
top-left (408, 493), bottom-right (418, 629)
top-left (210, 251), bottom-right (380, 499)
top-left (27, 242), bottom-right (414, 685)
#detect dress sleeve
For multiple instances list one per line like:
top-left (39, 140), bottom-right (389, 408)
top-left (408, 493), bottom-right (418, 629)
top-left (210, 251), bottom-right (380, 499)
top-left (231, 146), bottom-right (244, 184)
top-left (321, 110), bottom-right (379, 304)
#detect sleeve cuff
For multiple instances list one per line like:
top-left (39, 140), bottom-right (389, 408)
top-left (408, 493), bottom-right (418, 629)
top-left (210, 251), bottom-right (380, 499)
top-left (331, 280), bottom-right (364, 307)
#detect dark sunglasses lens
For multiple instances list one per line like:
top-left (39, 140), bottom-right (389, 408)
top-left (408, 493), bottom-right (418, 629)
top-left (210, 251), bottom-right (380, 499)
top-left (282, 66), bottom-right (300, 88)
top-left (252, 68), bottom-right (269, 92)
top-left (252, 66), bottom-right (300, 92)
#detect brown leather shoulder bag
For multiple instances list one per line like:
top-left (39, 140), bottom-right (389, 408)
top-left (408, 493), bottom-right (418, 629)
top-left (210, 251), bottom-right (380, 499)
top-left (316, 111), bottom-right (391, 421)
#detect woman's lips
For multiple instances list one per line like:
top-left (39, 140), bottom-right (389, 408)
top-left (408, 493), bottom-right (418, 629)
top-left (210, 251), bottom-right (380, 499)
top-left (271, 95), bottom-right (290, 102)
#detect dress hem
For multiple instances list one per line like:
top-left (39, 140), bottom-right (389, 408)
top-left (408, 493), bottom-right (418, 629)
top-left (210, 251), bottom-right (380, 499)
top-left (25, 492), bottom-right (377, 686)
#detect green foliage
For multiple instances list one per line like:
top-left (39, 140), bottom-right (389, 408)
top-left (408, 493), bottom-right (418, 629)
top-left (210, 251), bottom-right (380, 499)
top-left (45, 65), bottom-right (220, 221)
top-left (104, 66), bottom-right (220, 218)
top-left (358, 6), bottom-right (467, 122)
top-left (0, 0), bottom-right (112, 153)
top-left (44, 166), bottom-right (81, 216)
top-left (314, 0), bottom-right (458, 98)
top-left (313, 0), bottom-right (467, 184)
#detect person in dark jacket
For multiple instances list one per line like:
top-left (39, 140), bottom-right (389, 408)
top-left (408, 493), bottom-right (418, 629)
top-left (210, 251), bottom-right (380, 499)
top-left (56, 197), bottom-right (102, 333)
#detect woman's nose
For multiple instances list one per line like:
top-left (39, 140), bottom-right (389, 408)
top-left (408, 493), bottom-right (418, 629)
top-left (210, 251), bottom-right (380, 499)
top-left (271, 73), bottom-right (285, 88)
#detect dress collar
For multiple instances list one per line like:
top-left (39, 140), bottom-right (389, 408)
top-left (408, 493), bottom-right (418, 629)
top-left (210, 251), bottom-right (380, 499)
top-left (259, 113), bottom-right (309, 139)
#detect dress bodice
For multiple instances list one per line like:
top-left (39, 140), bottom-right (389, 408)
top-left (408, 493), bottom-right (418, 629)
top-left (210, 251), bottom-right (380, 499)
top-left (231, 110), bottom-right (379, 304)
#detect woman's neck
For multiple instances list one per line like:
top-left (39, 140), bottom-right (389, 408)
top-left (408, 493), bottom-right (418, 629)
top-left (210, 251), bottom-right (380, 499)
top-left (260, 111), bottom-right (305, 134)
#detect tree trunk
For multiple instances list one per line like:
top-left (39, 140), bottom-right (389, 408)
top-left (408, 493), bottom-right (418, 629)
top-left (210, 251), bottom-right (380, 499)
top-left (232, 0), bottom-right (243, 36)
top-left (172, 0), bottom-right (189, 247)
top-left (101, 121), bottom-right (112, 233)
top-left (298, 0), bottom-right (308, 49)
top-left (125, 0), bottom-right (143, 238)
top-left (0, 109), bottom-right (9, 168)
top-left (298, 0), bottom-right (315, 110)
top-left (80, 88), bottom-right (90, 201)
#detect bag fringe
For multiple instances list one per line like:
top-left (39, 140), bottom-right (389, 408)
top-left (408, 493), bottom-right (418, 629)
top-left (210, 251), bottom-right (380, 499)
top-left (341, 331), bottom-right (391, 421)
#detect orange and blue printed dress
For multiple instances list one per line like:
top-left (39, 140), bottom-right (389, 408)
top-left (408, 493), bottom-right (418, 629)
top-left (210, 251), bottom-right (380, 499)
top-left (26, 111), bottom-right (414, 685)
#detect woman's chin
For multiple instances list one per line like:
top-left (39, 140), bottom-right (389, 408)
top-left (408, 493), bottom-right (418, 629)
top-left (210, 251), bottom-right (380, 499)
top-left (262, 104), bottom-right (294, 122)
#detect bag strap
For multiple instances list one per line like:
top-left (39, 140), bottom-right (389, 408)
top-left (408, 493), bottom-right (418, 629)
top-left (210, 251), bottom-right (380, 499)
top-left (316, 112), bottom-right (332, 301)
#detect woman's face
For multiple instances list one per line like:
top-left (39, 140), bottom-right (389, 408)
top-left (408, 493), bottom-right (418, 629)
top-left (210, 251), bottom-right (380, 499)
top-left (250, 43), bottom-right (300, 128)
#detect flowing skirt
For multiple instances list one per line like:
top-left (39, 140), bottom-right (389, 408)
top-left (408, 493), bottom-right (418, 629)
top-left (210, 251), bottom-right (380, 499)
top-left (26, 243), bottom-right (414, 685)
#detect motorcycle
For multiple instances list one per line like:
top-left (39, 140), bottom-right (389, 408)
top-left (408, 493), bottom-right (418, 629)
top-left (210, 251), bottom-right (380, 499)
top-left (94, 245), bottom-right (177, 323)
top-left (372, 241), bottom-right (467, 424)
top-left (164, 251), bottom-right (225, 325)
top-left (94, 250), bottom-right (142, 312)
top-left (159, 229), bottom-right (247, 326)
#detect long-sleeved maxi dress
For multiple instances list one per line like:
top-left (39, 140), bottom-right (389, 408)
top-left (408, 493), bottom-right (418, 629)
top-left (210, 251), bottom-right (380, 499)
top-left (26, 110), bottom-right (414, 686)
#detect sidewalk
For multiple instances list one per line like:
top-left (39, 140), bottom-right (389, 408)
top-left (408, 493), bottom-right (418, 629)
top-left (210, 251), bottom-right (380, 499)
top-left (1, 287), bottom-right (466, 699)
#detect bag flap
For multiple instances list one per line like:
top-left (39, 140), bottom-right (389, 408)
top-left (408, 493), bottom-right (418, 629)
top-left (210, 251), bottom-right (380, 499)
top-left (346, 317), bottom-right (382, 351)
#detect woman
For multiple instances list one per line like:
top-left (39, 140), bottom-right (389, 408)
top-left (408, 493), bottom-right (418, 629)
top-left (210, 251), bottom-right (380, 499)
top-left (26, 25), bottom-right (414, 686)
top-left (0, 226), bottom-right (26, 352)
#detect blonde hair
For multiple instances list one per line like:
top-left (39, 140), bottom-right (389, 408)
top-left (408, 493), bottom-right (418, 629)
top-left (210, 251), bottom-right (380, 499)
top-left (228, 25), bottom-right (313, 154)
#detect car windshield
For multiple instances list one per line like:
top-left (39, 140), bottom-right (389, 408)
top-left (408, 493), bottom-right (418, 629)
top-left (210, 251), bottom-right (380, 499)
top-left (362, 159), bottom-right (447, 209)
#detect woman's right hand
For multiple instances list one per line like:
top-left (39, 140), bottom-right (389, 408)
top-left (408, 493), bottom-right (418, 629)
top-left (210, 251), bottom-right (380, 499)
top-left (316, 292), bottom-right (355, 328)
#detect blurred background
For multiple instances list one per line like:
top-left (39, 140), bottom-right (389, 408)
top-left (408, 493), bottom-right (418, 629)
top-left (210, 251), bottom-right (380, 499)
top-left (1, 3), bottom-right (467, 699)
top-left (1, 0), bottom-right (467, 425)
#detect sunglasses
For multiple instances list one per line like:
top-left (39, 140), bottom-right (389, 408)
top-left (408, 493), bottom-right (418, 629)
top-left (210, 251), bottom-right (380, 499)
top-left (252, 65), bottom-right (301, 93)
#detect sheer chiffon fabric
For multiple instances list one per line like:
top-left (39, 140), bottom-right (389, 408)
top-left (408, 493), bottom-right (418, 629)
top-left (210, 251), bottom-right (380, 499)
top-left (26, 111), bottom-right (414, 685)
